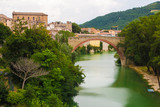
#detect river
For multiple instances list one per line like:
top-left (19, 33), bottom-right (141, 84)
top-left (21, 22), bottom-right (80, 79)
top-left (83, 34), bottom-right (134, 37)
top-left (74, 52), bottom-right (160, 107)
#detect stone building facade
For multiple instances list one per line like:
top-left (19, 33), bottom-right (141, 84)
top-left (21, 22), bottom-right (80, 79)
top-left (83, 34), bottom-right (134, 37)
top-left (12, 12), bottom-right (48, 27)
top-left (0, 14), bottom-right (13, 29)
top-left (47, 21), bottom-right (72, 38)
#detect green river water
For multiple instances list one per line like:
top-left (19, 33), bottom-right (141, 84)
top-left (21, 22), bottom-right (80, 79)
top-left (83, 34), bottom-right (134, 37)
top-left (74, 52), bottom-right (160, 107)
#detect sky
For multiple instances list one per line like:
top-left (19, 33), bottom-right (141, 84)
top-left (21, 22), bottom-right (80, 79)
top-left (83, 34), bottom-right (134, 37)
top-left (0, 0), bottom-right (159, 24)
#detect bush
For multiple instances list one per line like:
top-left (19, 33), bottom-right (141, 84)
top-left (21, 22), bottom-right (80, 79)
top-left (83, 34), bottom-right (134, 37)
top-left (29, 98), bottom-right (45, 107)
top-left (0, 81), bottom-right (9, 104)
top-left (47, 94), bottom-right (64, 107)
top-left (7, 89), bottom-right (26, 105)
top-left (114, 52), bottom-right (121, 65)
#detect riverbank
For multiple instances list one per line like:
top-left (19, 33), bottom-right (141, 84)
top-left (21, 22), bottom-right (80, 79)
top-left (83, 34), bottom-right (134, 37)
top-left (129, 65), bottom-right (160, 93)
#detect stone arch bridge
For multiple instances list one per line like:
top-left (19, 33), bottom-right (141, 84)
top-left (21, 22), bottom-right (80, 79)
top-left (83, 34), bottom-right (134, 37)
top-left (68, 36), bottom-right (126, 66)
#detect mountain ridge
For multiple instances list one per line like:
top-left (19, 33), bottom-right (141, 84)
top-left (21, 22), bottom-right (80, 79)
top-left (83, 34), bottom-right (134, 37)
top-left (80, 1), bottom-right (160, 30)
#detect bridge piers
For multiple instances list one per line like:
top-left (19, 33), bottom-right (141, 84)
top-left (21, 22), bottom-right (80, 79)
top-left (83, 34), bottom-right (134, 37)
top-left (121, 57), bottom-right (126, 66)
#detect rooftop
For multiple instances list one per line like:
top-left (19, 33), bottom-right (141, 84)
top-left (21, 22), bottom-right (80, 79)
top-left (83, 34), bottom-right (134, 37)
top-left (0, 14), bottom-right (11, 19)
top-left (12, 12), bottom-right (48, 16)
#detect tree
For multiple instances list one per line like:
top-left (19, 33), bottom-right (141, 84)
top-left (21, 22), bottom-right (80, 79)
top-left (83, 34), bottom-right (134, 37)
top-left (56, 30), bottom-right (75, 43)
top-left (119, 13), bottom-right (160, 67)
top-left (55, 31), bottom-right (75, 61)
top-left (150, 30), bottom-right (160, 64)
top-left (11, 58), bottom-right (48, 89)
top-left (72, 23), bottom-right (81, 33)
top-left (80, 1), bottom-right (160, 29)
top-left (152, 56), bottom-right (160, 89)
top-left (87, 44), bottom-right (92, 54)
top-left (118, 12), bottom-right (160, 87)
top-left (47, 94), bottom-right (66, 107)
top-left (0, 23), bottom-right (12, 44)
top-left (100, 41), bottom-right (103, 52)
top-left (114, 52), bottom-right (121, 65)
top-left (2, 26), bottom-right (55, 63)
top-left (13, 19), bottom-right (28, 35)
top-left (31, 49), bottom-right (84, 106)
top-left (0, 24), bottom-right (84, 106)
top-left (108, 44), bottom-right (114, 51)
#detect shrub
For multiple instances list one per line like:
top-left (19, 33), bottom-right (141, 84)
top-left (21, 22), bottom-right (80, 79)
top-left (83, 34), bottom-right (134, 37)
top-left (7, 89), bottom-right (26, 105)
top-left (0, 81), bottom-right (9, 104)
top-left (47, 94), bottom-right (68, 107)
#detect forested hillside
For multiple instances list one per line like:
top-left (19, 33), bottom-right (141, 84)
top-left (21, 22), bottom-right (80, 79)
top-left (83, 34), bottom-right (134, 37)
top-left (80, 1), bottom-right (160, 30)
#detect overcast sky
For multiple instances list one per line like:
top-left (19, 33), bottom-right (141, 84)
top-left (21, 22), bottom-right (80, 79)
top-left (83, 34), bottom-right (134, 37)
top-left (0, 0), bottom-right (158, 24)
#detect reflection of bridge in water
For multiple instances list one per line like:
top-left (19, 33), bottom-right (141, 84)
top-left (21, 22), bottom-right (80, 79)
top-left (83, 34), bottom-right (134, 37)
top-left (68, 35), bottom-right (126, 66)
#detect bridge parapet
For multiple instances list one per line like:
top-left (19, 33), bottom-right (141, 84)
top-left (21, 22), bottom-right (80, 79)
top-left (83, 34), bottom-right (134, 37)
top-left (68, 36), bottom-right (124, 40)
top-left (68, 36), bottom-right (124, 47)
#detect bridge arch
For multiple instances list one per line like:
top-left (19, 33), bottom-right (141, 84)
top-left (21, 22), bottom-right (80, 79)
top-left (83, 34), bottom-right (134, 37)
top-left (71, 38), bottom-right (125, 61)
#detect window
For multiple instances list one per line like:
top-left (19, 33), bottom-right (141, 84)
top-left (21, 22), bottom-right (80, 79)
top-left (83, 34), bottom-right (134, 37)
top-left (33, 17), bottom-right (35, 21)
top-left (22, 17), bottom-right (24, 20)
top-left (17, 17), bottom-right (19, 19)
top-left (28, 17), bottom-right (30, 20)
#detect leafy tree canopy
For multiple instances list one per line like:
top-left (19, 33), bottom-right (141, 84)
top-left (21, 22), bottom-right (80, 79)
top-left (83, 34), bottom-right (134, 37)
top-left (0, 23), bottom-right (12, 44)
top-left (72, 23), bottom-right (81, 33)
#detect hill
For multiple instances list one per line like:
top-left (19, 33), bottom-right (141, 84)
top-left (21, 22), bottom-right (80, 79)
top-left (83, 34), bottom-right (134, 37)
top-left (80, 1), bottom-right (160, 30)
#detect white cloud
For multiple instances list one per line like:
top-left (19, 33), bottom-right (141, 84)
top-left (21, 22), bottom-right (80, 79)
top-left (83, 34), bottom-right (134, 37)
top-left (0, 0), bottom-right (158, 24)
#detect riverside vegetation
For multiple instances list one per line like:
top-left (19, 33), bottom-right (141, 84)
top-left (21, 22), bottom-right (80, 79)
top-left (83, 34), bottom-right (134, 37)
top-left (118, 12), bottom-right (160, 88)
top-left (75, 41), bottom-right (103, 55)
top-left (0, 22), bottom-right (85, 107)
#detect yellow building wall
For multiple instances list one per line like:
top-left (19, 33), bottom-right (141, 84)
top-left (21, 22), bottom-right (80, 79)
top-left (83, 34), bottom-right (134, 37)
top-left (90, 40), bottom-right (100, 47)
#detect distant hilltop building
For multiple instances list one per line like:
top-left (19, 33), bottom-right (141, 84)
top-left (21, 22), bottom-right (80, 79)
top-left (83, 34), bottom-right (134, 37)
top-left (100, 30), bottom-right (121, 37)
top-left (47, 21), bottom-right (72, 38)
top-left (81, 27), bottom-right (121, 37)
top-left (0, 12), bottom-right (48, 30)
top-left (0, 14), bottom-right (13, 29)
top-left (81, 28), bottom-right (100, 34)
top-left (12, 11), bottom-right (48, 27)
top-left (107, 30), bottom-right (121, 36)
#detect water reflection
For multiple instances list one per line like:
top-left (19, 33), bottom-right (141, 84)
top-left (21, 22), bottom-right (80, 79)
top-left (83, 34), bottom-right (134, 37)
top-left (74, 52), bottom-right (129, 107)
top-left (75, 52), bottom-right (160, 107)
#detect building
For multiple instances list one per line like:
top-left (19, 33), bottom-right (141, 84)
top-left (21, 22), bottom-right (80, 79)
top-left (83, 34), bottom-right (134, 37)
top-left (100, 32), bottom-right (113, 36)
top-left (0, 14), bottom-right (13, 29)
top-left (107, 30), bottom-right (121, 36)
top-left (47, 21), bottom-right (72, 38)
top-left (81, 28), bottom-right (100, 34)
top-left (12, 12), bottom-right (48, 27)
top-left (90, 40), bottom-right (100, 47)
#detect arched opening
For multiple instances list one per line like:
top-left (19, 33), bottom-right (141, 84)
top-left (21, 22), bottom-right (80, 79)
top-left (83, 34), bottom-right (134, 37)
top-left (71, 38), bottom-right (125, 61)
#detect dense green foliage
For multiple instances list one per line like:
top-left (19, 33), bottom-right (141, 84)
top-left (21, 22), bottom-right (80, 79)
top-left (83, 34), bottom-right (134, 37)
top-left (75, 42), bottom-right (103, 55)
top-left (0, 24), bottom-right (84, 106)
top-left (55, 30), bottom-right (77, 63)
top-left (7, 89), bottom-right (26, 105)
top-left (72, 23), bottom-right (81, 33)
top-left (114, 52), bottom-right (121, 65)
top-left (0, 23), bottom-right (12, 44)
top-left (119, 12), bottom-right (160, 85)
top-left (108, 44), bottom-right (115, 51)
top-left (80, 1), bottom-right (160, 30)
top-left (0, 80), bottom-right (9, 104)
